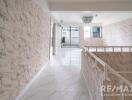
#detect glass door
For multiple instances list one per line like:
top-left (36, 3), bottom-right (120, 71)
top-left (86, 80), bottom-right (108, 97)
top-left (61, 26), bottom-right (80, 47)
top-left (61, 27), bottom-right (70, 46)
top-left (71, 27), bottom-right (80, 47)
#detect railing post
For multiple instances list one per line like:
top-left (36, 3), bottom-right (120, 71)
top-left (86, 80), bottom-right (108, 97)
top-left (84, 46), bottom-right (132, 53)
top-left (87, 47), bottom-right (89, 52)
top-left (113, 46), bottom-right (114, 52)
top-left (94, 59), bottom-right (97, 67)
top-left (121, 47), bottom-right (123, 52)
top-left (104, 47), bottom-right (106, 52)
top-left (129, 47), bottom-right (131, 52)
top-left (104, 65), bottom-right (107, 80)
top-left (119, 80), bottom-right (124, 100)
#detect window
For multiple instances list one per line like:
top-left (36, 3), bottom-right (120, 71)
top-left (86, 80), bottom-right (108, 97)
top-left (84, 26), bottom-right (102, 39)
top-left (92, 26), bottom-right (102, 38)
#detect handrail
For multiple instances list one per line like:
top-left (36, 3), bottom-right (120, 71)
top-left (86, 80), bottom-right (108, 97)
top-left (84, 46), bottom-right (132, 52)
top-left (84, 49), bottom-right (132, 87)
top-left (107, 64), bottom-right (132, 86)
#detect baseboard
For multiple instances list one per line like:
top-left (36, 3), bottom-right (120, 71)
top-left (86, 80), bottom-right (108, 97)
top-left (16, 61), bottom-right (49, 100)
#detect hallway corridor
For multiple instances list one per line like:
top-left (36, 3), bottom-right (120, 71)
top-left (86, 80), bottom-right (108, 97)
top-left (18, 48), bottom-right (89, 100)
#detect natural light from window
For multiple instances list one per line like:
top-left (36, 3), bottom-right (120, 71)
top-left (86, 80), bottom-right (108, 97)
top-left (84, 25), bottom-right (102, 39)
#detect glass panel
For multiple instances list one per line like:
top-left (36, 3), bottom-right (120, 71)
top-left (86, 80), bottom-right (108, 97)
top-left (62, 26), bottom-right (80, 47)
top-left (92, 26), bottom-right (101, 38)
top-left (71, 38), bottom-right (79, 45)
top-left (62, 27), bottom-right (70, 46)
top-left (71, 27), bottom-right (79, 46)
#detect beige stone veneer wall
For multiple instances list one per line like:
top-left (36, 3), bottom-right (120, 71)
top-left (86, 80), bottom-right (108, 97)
top-left (0, 0), bottom-right (50, 100)
top-left (103, 18), bottom-right (132, 46)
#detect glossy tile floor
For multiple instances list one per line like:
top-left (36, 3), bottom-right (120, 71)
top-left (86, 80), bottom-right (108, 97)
top-left (18, 48), bottom-right (89, 100)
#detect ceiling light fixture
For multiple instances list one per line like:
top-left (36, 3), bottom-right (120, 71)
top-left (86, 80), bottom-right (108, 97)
top-left (82, 14), bottom-right (98, 24)
top-left (82, 16), bottom-right (93, 24)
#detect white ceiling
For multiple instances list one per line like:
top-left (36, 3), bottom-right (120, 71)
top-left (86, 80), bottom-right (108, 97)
top-left (51, 11), bottom-right (132, 26)
top-left (46, 0), bottom-right (132, 11)
top-left (48, 0), bottom-right (132, 2)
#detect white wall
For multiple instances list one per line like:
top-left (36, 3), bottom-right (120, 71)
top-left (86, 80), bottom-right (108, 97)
top-left (103, 18), bottom-right (132, 46)
top-left (55, 24), bottom-right (62, 54)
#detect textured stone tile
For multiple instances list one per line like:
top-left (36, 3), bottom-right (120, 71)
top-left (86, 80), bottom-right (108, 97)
top-left (0, 0), bottom-right (50, 100)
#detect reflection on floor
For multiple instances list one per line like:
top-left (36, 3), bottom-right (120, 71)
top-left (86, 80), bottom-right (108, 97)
top-left (18, 48), bottom-right (89, 100)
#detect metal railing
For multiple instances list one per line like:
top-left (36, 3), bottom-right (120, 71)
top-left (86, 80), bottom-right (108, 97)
top-left (84, 46), bottom-right (132, 52)
top-left (83, 47), bottom-right (132, 87)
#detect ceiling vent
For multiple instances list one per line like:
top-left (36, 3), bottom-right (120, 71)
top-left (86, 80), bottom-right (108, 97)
top-left (82, 16), bottom-right (94, 24)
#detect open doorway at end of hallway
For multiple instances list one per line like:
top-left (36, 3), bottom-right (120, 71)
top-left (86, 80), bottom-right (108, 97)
top-left (49, 23), bottom-right (81, 60)
top-left (61, 26), bottom-right (80, 48)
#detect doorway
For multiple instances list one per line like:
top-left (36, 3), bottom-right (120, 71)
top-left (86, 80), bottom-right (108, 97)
top-left (61, 26), bottom-right (80, 48)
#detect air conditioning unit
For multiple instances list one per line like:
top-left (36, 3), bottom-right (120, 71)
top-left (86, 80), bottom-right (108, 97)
top-left (82, 16), bottom-right (94, 24)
